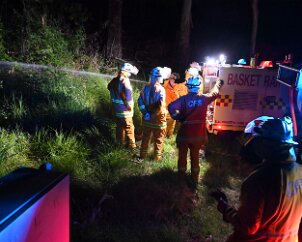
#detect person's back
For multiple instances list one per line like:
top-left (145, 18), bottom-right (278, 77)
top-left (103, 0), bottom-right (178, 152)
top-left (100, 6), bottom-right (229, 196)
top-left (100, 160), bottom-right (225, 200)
top-left (169, 78), bottom-right (222, 143)
top-left (212, 117), bottom-right (302, 242)
top-left (139, 81), bottom-right (166, 126)
top-left (228, 158), bottom-right (302, 241)
top-left (168, 77), bottom-right (223, 183)
top-left (137, 67), bottom-right (170, 161)
top-left (108, 73), bottom-right (133, 118)
top-left (107, 63), bottom-right (138, 149)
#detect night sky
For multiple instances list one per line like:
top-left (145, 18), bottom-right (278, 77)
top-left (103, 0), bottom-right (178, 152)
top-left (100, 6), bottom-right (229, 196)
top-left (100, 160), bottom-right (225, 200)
top-left (2, 0), bottom-right (302, 67)
top-left (120, 0), bottom-right (302, 65)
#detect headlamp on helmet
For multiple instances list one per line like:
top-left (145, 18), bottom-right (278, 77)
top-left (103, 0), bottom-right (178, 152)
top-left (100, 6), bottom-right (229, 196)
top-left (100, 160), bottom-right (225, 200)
top-left (121, 63), bottom-right (139, 75)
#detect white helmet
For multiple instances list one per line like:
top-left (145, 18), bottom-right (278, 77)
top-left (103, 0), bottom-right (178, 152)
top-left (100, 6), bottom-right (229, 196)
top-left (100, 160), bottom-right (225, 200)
top-left (186, 67), bottom-right (199, 77)
top-left (121, 63), bottom-right (139, 75)
top-left (190, 61), bottom-right (202, 71)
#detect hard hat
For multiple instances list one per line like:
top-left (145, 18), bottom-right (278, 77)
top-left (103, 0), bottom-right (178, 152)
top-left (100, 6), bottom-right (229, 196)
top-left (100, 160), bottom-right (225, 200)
top-left (238, 59), bottom-right (247, 65)
top-left (150, 67), bottom-right (171, 80)
top-left (190, 61), bottom-right (202, 71)
top-left (186, 67), bottom-right (199, 77)
top-left (186, 76), bottom-right (201, 88)
top-left (251, 116), bottom-right (298, 145)
top-left (121, 63), bottom-right (139, 75)
top-left (259, 61), bottom-right (273, 68)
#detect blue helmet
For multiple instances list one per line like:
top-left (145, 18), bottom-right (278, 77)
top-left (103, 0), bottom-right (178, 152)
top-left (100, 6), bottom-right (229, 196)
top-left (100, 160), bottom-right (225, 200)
top-left (186, 77), bottom-right (201, 93)
top-left (149, 67), bottom-right (171, 81)
top-left (186, 76), bottom-right (201, 87)
top-left (238, 59), bottom-right (247, 65)
top-left (245, 116), bottom-right (298, 145)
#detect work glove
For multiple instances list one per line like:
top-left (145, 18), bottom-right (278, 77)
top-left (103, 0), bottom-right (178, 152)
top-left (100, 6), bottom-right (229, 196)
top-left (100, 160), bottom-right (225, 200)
top-left (217, 79), bottom-right (224, 86)
top-left (209, 188), bottom-right (228, 213)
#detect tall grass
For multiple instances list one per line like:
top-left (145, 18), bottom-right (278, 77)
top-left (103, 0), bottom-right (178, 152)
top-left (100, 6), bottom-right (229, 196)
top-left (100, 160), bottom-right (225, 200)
top-left (0, 63), bottom-right (245, 242)
top-left (0, 128), bottom-right (34, 176)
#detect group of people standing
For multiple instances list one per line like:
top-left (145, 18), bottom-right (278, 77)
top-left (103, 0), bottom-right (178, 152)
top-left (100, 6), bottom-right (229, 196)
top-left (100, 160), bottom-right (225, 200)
top-left (108, 61), bottom-right (302, 241)
top-left (107, 61), bottom-right (223, 183)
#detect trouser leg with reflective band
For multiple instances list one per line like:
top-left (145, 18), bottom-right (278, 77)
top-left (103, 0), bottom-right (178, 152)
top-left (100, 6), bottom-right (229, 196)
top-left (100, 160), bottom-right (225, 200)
top-left (177, 143), bottom-right (189, 175)
top-left (166, 117), bottom-right (176, 138)
top-left (153, 128), bottom-right (166, 161)
top-left (116, 117), bottom-right (136, 148)
top-left (140, 126), bottom-right (152, 159)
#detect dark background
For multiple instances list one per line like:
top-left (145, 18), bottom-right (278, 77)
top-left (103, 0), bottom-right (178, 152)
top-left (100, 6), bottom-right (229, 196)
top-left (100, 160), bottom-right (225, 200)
top-left (1, 0), bottom-right (302, 68)
top-left (90, 0), bottom-right (302, 65)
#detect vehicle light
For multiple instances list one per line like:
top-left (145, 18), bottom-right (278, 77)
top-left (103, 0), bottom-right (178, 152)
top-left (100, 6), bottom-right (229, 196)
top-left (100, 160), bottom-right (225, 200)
top-left (219, 54), bottom-right (227, 65)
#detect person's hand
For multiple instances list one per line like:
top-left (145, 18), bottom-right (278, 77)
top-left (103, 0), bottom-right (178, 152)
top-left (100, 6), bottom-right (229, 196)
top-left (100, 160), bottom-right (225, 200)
top-left (218, 79), bottom-right (224, 86)
top-left (209, 188), bottom-right (229, 213)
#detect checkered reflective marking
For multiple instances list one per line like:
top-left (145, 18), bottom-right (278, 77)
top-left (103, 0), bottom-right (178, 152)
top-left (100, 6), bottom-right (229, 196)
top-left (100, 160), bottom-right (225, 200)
top-left (215, 94), bottom-right (233, 107)
top-left (259, 97), bottom-right (287, 110)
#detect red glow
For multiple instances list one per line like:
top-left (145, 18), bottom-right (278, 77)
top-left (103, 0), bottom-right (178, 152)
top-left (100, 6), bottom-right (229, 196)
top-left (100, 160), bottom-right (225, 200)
top-left (259, 61), bottom-right (273, 68)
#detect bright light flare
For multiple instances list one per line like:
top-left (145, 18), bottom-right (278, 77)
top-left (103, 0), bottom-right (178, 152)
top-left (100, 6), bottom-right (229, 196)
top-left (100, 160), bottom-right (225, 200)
top-left (219, 54), bottom-right (227, 65)
top-left (205, 57), bottom-right (216, 66)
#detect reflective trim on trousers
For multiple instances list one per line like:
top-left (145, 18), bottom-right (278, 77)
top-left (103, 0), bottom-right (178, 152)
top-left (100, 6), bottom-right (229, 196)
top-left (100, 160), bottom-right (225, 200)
top-left (115, 112), bottom-right (133, 118)
top-left (143, 121), bottom-right (167, 129)
top-left (112, 99), bottom-right (124, 104)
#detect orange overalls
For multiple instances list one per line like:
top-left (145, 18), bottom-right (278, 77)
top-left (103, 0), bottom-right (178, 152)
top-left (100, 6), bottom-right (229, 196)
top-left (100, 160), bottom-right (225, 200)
top-left (164, 81), bottom-right (179, 137)
top-left (107, 73), bottom-right (136, 148)
top-left (168, 80), bottom-right (222, 182)
top-left (138, 81), bottom-right (166, 160)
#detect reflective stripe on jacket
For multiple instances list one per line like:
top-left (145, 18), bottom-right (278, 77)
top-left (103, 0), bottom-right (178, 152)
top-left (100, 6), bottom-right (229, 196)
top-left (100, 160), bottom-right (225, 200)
top-left (168, 80), bottom-right (222, 143)
top-left (108, 75), bottom-right (133, 118)
top-left (225, 159), bottom-right (302, 242)
top-left (138, 82), bottom-right (166, 129)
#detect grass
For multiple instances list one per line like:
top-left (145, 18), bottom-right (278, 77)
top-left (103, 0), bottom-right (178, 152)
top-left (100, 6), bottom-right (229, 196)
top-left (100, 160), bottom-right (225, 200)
top-left (0, 64), bottom-right (256, 242)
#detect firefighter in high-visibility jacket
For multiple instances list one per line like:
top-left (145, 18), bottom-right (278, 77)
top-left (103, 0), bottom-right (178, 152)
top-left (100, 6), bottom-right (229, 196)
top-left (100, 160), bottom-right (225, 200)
top-left (107, 63), bottom-right (138, 149)
top-left (164, 72), bottom-right (180, 138)
top-left (211, 117), bottom-right (302, 242)
top-left (137, 67), bottom-right (171, 161)
top-left (168, 77), bottom-right (223, 183)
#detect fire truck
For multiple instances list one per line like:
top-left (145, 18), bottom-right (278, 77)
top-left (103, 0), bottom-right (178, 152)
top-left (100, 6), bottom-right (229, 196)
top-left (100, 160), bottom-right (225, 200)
top-left (203, 64), bottom-right (294, 134)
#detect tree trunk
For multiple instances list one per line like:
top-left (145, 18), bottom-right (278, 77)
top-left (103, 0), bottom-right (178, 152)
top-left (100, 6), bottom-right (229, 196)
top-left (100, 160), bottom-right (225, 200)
top-left (178, 0), bottom-right (192, 70)
top-left (107, 0), bottom-right (123, 59)
top-left (251, 0), bottom-right (259, 57)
